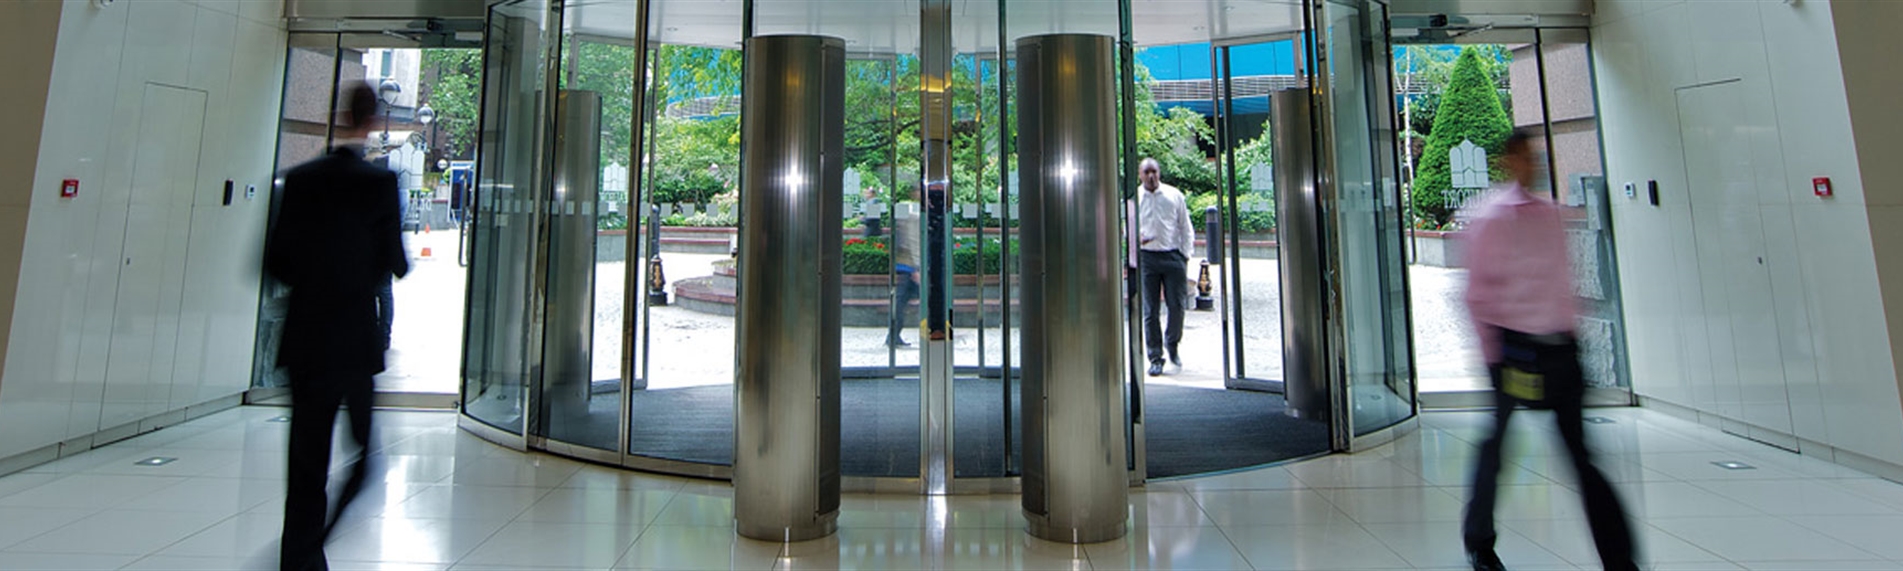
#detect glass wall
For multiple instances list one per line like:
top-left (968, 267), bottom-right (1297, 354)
top-left (255, 35), bottom-right (480, 401)
top-left (1391, 26), bottom-right (1631, 403)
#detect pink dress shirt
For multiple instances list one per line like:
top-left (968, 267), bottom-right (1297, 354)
top-left (1460, 184), bottom-right (1576, 364)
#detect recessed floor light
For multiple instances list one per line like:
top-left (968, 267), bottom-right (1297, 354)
top-left (1584, 417), bottom-right (1615, 424)
top-left (135, 457), bottom-right (178, 467)
top-left (1712, 461), bottom-right (1755, 470)
top-left (267, 416), bottom-right (291, 423)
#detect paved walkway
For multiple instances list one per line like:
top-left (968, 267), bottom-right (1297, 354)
top-left (383, 241), bottom-right (1487, 394)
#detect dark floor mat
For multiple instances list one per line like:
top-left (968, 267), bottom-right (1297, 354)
top-left (545, 379), bottom-right (1327, 478)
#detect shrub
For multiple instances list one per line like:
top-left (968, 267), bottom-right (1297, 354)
top-left (838, 236), bottom-right (1018, 275)
top-left (1413, 47), bottom-right (1512, 227)
top-left (843, 237), bottom-right (890, 275)
top-left (1186, 192), bottom-right (1276, 235)
top-left (951, 237), bottom-right (1014, 275)
top-left (598, 211), bottom-right (628, 231)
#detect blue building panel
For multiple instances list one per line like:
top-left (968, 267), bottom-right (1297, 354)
top-left (1138, 41), bottom-right (1297, 82)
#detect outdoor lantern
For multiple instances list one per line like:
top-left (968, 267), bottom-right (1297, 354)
top-left (378, 78), bottom-right (402, 105)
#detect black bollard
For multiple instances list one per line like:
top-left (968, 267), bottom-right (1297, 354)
top-left (648, 203), bottom-right (669, 306)
top-left (1203, 205), bottom-right (1222, 264)
top-left (1197, 206), bottom-right (1219, 310)
top-left (1195, 259), bottom-right (1214, 311)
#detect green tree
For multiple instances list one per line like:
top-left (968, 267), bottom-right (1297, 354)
top-left (560, 38), bottom-right (641, 173)
top-left (1413, 47), bottom-right (1513, 227)
top-left (1395, 44), bottom-right (1510, 140)
top-left (618, 45), bottom-right (1223, 227)
top-left (420, 49), bottom-right (483, 159)
top-left (644, 45), bottom-right (745, 205)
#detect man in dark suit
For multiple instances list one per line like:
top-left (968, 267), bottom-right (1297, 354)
top-left (265, 82), bottom-right (409, 571)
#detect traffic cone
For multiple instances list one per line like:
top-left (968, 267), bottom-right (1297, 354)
top-left (419, 246), bottom-right (433, 260)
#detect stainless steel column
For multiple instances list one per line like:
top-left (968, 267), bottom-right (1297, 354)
top-left (1273, 88), bottom-right (1329, 420)
top-left (1016, 33), bottom-right (1128, 544)
top-left (545, 90), bottom-right (601, 410)
top-left (918, 0), bottom-right (955, 495)
top-left (733, 34), bottom-right (845, 543)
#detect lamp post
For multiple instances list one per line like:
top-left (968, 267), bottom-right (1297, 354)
top-left (377, 78), bottom-right (402, 149)
top-left (379, 78), bottom-right (416, 232)
top-left (416, 103), bottom-right (436, 167)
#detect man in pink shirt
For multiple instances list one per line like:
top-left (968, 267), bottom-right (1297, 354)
top-left (1460, 134), bottom-right (1637, 571)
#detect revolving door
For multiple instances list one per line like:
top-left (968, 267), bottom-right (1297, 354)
top-left (457, 0), bottom-right (1417, 497)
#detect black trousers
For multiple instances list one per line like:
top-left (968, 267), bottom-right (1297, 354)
top-left (375, 280), bottom-right (394, 351)
top-left (1141, 250), bottom-right (1188, 364)
top-left (281, 370), bottom-right (376, 571)
top-left (886, 269), bottom-right (919, 344)
top-left (1463, 338), bottom-right (1637, 571)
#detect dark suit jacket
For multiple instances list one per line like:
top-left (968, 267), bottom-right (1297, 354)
top-left (265, 146), bottom-right (409, 375)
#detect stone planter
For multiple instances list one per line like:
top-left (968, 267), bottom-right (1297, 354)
top-left (1408, 230), bottom-right (1460, 268)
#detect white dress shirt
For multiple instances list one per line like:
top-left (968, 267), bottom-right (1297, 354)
top-left (1137, 183), bottom-right (1195, 260)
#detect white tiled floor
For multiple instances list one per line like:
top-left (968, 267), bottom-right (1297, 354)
top-left (2, 405), bottom-right (1901, 570)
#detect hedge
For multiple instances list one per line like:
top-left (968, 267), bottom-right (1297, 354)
top-left (841, 236), bottom-right (1017, 275)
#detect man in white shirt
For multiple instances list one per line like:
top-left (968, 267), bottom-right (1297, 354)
top-left (1137, 157), bottom-right (1195, 376)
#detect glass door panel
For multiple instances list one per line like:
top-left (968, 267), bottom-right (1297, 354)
top-left (254, 33), bottom-right (345, 394)
top-left (536, 14), bottom-right (644, 453)
top-left (1216, 39), bottom-right (1297, 389)
top-left (260, 32), bottom-right (480, 402)
top-left (1318, 0), bottom-right (1415, 438)
top-left (625, 37), bottom-right (744, 467)
top-left (462, 0), bottom-right (560, 436)
top-left (951, 45), bottom-right (1017, 480)
top-left (839, 53), bottom-right (924, 479)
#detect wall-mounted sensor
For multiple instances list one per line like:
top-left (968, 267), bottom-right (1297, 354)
top-left (1623, 182), bottom-right (1636, 199)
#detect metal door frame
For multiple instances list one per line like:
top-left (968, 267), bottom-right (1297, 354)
top-left (1209, 32), bottom-right (1305, 396)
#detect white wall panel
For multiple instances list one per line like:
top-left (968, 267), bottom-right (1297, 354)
top-left (1, 0), bottom-right (285, 462)
top-left (1758, 204), bottom-right (1822, 442)
top-left (1596, 0), bottom-right (1903, 465)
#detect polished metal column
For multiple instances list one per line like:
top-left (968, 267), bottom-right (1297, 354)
top-left (1016, 33), bottom-right (1128, 544)
top-left (544, 90), bottom-right (601, 410)
top-left (733, 34), bottom-right (845, 542)
top-left (1272, 88), bottom-right (1329, 420)
top-left (918, 0), bottom-right (955, 495)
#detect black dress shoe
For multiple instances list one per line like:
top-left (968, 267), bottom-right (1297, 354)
top-left (1467, 548), bottom-right (1506, 571)
top-left (1147, 361), bottom-right (1164, 376)
top-left (886, 338), bottom-right (911, 347)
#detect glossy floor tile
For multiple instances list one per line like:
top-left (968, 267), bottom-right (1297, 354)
top-left (0, 406), bottom-right (1899, 569)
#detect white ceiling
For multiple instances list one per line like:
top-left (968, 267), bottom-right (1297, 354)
top-left (567, 0), bottom-right (1306, 52)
